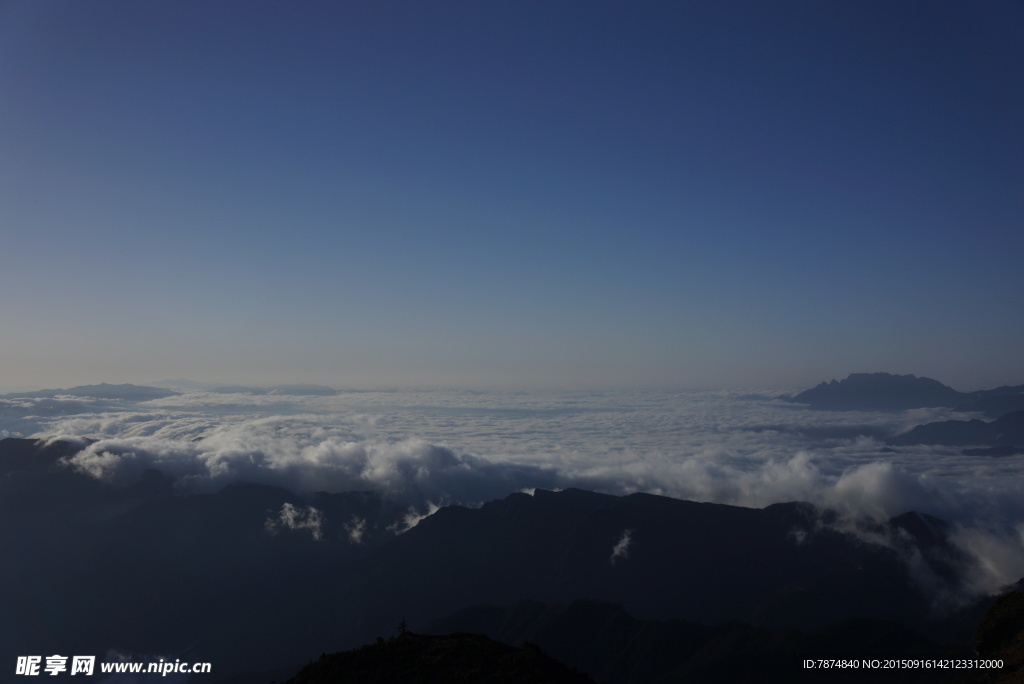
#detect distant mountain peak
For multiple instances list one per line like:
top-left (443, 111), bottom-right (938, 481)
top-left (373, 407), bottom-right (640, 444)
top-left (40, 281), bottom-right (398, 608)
top-left (787, 372), bottom-right (964, 411)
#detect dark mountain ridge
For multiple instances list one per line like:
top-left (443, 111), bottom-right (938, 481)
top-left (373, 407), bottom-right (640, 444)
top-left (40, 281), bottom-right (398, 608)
top-left (0, 438), bottom-right (1007, 680)
top-left (787, 373), bottom-right (965, 411)
top-left (889, 411), bottom-right (1024, 447)
top-left (284, 631), bottom-right (595, 684)
top-left (787, 373), bottom-right (1024, 415)
top-left (965, 584), bottom-right (1024, 684)
top-left (425, 599), bottom-right (968, 684)
top-left (242, 582), bottom-right (1024, 684)
top-left (333, 488), bottom-right (973, 648)
top-left (955, 393), bottom-right (1024, 419)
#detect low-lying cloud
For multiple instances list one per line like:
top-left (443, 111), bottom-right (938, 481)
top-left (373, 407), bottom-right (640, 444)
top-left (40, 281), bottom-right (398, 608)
top-left (265, 503), bottom-right (325, 541)
top-left (610, 529), bottom-right (632, 565)
top-left (57, 418), bottom-right (563, 509)
top-left (8, 387), bottom-right (1020, 600)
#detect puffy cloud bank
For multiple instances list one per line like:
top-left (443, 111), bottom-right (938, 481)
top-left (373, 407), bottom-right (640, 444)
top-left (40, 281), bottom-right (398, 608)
top-left (10, 387), bottom-right (1022, 599)
top-left (56, 414), bottom-right (563, 509)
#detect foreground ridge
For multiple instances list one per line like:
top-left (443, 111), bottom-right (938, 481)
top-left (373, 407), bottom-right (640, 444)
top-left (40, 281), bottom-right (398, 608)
top-left (284, 631), bottom-right (595, 684)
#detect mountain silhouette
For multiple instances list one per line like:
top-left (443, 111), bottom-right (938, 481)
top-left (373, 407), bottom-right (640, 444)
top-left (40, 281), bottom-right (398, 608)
top-left (284, 631), bottom-right (595, 684)
top-left (334, 489), bottom-right (970, 645)
top-left (955, 388), bottom-right (1024, 419)
top-left (425, 599), bottom-right (967, 684)
top-left (0, 438), bottom-right (1010, 681)
top-left (889, 411), bottom-right (1024, 447)
top-left (786, 373), bottom-right (964, 411)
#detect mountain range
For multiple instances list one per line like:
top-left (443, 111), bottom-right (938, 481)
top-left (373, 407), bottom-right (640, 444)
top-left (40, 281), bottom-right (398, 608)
top-left (5, 373), bottom-right (1024, 681)
top-left (786, 373), bottom-right (1024, 415)
top-left (889, 411), bottom-right (1024, 448)
top-left (1, 382), bottom-right (178, 401)
top-left (281, 586), bottom-right (1023, 684)
top-left (1, 436), bottom-right (1013, 682)
top-left (283, 631), bottom-right (596, 684)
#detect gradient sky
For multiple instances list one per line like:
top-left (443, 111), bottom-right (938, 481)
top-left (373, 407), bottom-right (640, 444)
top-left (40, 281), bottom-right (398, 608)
top-left (1, 1), bottom-right (1022, 391)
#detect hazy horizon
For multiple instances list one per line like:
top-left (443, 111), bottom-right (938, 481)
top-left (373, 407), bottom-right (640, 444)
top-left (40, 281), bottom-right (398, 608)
top-left (1, 367), bottom-right (1022, 396)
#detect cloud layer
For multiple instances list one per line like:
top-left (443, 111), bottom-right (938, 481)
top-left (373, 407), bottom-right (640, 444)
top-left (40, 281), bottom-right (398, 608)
top-left (5, 387), bottom-right (1021, 598)
top-left (17, 389), bottom-right (1018, 521)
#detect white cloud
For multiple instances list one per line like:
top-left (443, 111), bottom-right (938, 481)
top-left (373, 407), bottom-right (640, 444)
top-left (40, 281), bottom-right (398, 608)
top-left (59, 427), bottom-right (563, 511)
top-left (265, 503), bottom-right (324, 541)
top-left (389, 502), bottom-right (441, 534)
top-left (952, 523), bottom-right (1024, 597)
top-left (345, 515), bottom-right (367, 544)
top-left (16, 387), bottom-right (1021, 601)
top-left (610, 529), bottom-right (632, 565)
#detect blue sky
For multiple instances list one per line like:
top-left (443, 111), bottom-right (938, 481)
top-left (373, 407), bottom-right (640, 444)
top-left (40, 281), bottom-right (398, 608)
top-left (1, 1), bottom-right (1022, 390)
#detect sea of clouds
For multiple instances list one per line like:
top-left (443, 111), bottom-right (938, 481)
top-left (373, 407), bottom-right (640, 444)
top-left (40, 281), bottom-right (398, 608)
top-left (4, 387), bottom-right (1023, 596)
